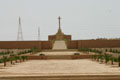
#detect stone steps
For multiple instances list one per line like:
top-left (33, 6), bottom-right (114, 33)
top-left (52, 40), bottom-right (67, 50)
top-left (42, 49), bottom-right (78, 52)
top-left (1, 75), bottom-right (120, 80)
top-left (47, 55), bottom-right (71, 60)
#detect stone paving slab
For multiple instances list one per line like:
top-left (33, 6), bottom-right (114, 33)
top-left (0, 59), bottom-right (120, 77)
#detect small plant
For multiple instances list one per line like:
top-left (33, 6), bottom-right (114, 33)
top-left (2, 56), bottom-right (8, 66)
top-left (99, 54), bottom-right (104, 63)
top-left (31, 46), bottom-right (41, 53)
top-left (74, 53), bottom-right (80, 55)
top-left (109, 55), bottom-right (114, 65)
top-left (96, 55), bottom-right (100, 62)
top-left (9, 57), bottom-right (14, 64)
top-left (0, 58), bottom-right (3, 63)
top-left (21, 56), bottom-right (25, 61)
top-left (92, 54), bottom-right (97, 60)
top-left (118, 56), bottom-right (120, 67)
top-left (109, 48), bottom-right (113, 52)
top-left (104, 54), bottom-right (110, 64)
top-left (78, 48), bottom-right (91, 52)
top-left (113, 57), bottom-right (118, 62)
top-left (21, 56), bottom-right (28, 61)
top-left (14, 56), bottom-right (19, 63)
top-left (10, 54), bottom-right (15, 57)
top-left (39, 53), bottom-right (45, 56)
top-left (105, 49), bottom-right (108, 52)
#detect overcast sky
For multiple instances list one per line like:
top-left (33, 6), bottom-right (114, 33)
top-left (0, 0), bottom-right (120, 41)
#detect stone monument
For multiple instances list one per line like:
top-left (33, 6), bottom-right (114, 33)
top-left (48, 16), bottom-right (72, 41)
top-left (48, 16), bottom-right (71, 50)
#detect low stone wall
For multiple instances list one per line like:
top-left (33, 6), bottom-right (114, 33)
top-left (27, 56), bottom-right (47, 60)
top-left (78, 40), bottom-right (120, 48)
top-left (0, 41), bottom-right (41, 49)
top-left (67, 40), bottom-right (78, 49)
top-left (41, 41), bottom-right (52, 50)
top-left (0, 41), bottom-right (52, 50)
top-left (1, 40), bottom-right (120, 49)
top-left (67, 40), bottom-right (120, 49)
top-left (71, 55), bottom-right (93, 59)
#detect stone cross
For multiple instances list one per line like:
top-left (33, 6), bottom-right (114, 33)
top-left (58, 16), bottom-right (61, 29)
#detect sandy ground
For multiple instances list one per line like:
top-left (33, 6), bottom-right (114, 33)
top-left (0, 59), bottom-right (120, 76)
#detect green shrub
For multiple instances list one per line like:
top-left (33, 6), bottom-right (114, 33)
top-left (10, 54), bottom-right (15, 57)
top-left (74, 53), bottom-right (80, 55)
top-left (2, 56), bottom-right (9, 66)
top-left (39, 54), bottom-right (45, 56)
top-left (0, 58), bottom-right (3, 63)
top-left (109, 49), bottom-right (120, 54)
top-left (105, 49), bottom-right (108, 52)
top-left (31, 46), bottom-right (41, 53)
top-left (78, 48), bottom-right (91, 52)
top-left (109, 49), bottom-right (113, 52)
top-left (114, 57), bottom-right (118, 62)
top-left (118, 56), bottom-right (120, 62)
top-left (21, 56), bottom-right (27, 61)
top-left (78, 48), bottom-right (102, 54)
top-left (92, 54), bottom-right (97, 60)
top-left (104, 54), bottom-right (110, 63)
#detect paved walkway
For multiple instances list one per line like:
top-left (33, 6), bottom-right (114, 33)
top-left (0, 59), bottom-right (120, 76)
